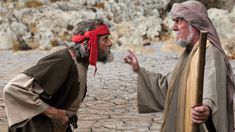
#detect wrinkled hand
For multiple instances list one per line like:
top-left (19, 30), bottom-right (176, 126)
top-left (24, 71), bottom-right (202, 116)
top-left (191, 104), bottom-right (210, 124)
top-left (43, 107), bottom-right (69, 125)
top-left (123, 50), bottom-right (140, 72)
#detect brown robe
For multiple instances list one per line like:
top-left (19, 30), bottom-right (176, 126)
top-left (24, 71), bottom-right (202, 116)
top-left (4, 48), bottom-right (88, 132)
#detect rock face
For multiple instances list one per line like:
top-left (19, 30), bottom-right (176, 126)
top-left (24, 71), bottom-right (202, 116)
top-left (208, 8), bottom-right (235, 39)
top-left (111, 16), bottom-right (162, 49)
top-left (208, 7), bottom-right (235, 56)
top-left (0, 0), bottom-right (235, 57)
top-left (0, 0), bottom-right (171, 50)
top-left (168, 0), bottom-right (235, 11)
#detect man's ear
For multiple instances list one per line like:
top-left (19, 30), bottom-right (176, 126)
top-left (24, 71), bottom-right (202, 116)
top-left (75, 42), bottom-right (89, 58)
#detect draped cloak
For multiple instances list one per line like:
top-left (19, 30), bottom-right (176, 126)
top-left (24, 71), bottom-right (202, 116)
top-left (137, 1), bottom-right (234, 131)
top-left (170, 3), bottom-right (235, 130)
top-left (137, 41), bottom-right (232, 132)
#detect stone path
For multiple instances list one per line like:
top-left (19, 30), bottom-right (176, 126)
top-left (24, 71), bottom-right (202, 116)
top-left (0, 43), bottom-right (234, 132)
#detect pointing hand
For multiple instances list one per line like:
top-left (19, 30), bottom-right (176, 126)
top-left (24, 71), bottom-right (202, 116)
top-left (124, 50), bottom-right (140, 72)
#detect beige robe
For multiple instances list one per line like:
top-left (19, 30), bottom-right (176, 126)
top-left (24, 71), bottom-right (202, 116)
top-left (3, 57), bottom-right (87, 132)
top-left (137, 42), bottom-right (228, 132)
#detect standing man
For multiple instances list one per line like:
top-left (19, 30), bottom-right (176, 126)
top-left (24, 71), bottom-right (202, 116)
top-left (124, 1), bottom-right (234, 132)
top-left (4, 19), bottom-right (113, 132)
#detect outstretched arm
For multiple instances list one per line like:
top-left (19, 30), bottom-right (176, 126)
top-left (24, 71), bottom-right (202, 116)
top-left (124, 50), bottom-right (169, 113)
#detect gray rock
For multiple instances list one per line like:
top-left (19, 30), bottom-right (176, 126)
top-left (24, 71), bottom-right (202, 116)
top-left (86, 0), bottom-right (97, 6)
top-left (0, 29), bottom-right (17, 50)
top-left (230, 6), bottom-right (235, 22)
top-left (35, 27), bottom-right (53, 50)
top-left (208, 8), bottom-right (235, 39)
top-left (10, 22), bottom-right (28, 36)
top-left (2, 0), bottom-right (235, 56)
top-left (113, 16), bottom-right (162, 48)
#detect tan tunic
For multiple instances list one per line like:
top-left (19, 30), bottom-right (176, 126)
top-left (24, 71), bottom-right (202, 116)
top-left (3, 74), bottom-right (49, 127)
top-left (3, 57), bottom-right (87, 132)
top-left (137, 42), bottom-right (228, 132)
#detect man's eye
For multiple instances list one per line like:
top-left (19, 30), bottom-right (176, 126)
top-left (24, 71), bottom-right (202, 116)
top-left (175, 19), bottom-right (179, 23)
top-left (104, 37), bottom-right (109, 41)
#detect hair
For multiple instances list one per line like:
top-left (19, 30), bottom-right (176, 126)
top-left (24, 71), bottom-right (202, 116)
top-left (71, 19), bottom-right (107, 61)
top-left (72, 19), bottom-right (106, 35)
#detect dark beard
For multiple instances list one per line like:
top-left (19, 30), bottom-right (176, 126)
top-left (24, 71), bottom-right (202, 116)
top-left (97, 52), bottom-right (113, 63)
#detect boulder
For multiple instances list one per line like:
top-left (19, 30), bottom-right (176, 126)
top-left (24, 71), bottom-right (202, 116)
top-left (0, 30), bottom-right (17, 50)
top-left (208, 8), bottom-right (235, 39)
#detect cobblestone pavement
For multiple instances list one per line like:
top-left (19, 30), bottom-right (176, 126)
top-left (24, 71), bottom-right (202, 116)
top-left (0, 43), bottom-right (234, 132)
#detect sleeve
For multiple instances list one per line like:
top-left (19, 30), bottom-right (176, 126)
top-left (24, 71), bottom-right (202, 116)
top-left (202, 45), bottom-right (229, 132)
top-left (202, 45), bottom-right (227, 114)
top-left (137, 67), bottom-right (170, 113)
top-left (3, 74), bottom-right (50, 127)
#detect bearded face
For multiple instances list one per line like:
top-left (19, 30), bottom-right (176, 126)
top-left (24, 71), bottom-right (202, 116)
top-left (97, 34), bottom-right (113, 63)
top-left (176, 25), bottom-right (194, 48)
top-left (173, 18), bottom-right (195, 48)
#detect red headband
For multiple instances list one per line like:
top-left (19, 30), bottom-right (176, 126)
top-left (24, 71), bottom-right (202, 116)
top-left (72, 24), bottom-right (110, 67)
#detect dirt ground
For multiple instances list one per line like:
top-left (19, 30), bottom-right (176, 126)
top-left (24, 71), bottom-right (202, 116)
top-left (0, 42), bottom-right (234, 131)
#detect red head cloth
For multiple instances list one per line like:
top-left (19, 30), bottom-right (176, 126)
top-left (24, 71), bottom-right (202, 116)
top-left (71, 24), bottom-right (110, 67)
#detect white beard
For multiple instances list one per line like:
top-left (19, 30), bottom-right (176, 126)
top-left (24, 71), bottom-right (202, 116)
top-left (176, 25), bottom-right (193, 47)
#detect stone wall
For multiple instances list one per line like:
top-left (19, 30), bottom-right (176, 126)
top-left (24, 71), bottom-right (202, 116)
top-left (0, 0), bottom-right (235, 56)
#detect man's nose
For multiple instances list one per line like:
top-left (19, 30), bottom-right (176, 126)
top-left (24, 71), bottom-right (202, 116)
top-left (108, 39), bottom-right (112, 46)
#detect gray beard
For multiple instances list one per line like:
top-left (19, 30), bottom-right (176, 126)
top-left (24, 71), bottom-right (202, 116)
top-left (176, 26), bottom-right (193, 48)
top-left (176, 40), bottom-right (188, 47)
